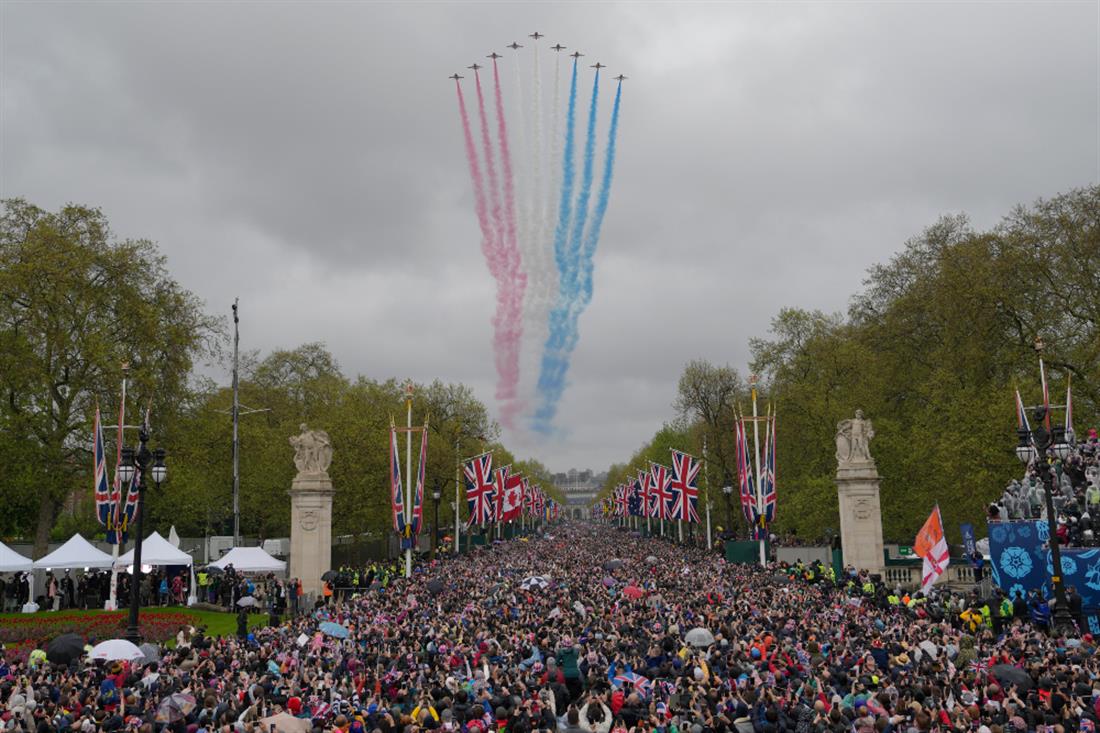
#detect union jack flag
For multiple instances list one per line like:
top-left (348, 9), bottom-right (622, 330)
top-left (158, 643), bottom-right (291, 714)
top-left (390, 425), bottom-right (405, 533)
top-left (637, 470), bottom-right (652, 519)
top-left (762, 414), bottom-right (777, 524)
top-left (668, 449), bottom-right (701, 523)
top-left (532, 485), bottom-right (546, 517)
top-left (93, 404), bottom-right (112, 528)
top-left (120, 407), bottom-right (150, 537)
top-left (614, 484), bottom-right (629, 517)
top-left (736, 420), bottom-right (757, 526)
top-left (410, 424), bottom-right (428, 535)
top-left (463, 452), bottom-right (495, 526)
top-left (649, 463), bottom-right (673, 521)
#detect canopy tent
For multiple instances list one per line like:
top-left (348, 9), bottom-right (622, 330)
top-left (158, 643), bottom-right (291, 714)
top-left (33, 534), bottom-right (113, 570)
top-left (209, 546), bottom-right (287, 573)
top-left (115, 532), bottom-right (193, 568)
top-left (0, 540), bottom-right (32, 572)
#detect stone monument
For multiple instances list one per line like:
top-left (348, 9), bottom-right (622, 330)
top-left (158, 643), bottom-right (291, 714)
top-left (288, 424), bottom-right (335, 597)
top-left (835, 410), bottom-right (885, 574)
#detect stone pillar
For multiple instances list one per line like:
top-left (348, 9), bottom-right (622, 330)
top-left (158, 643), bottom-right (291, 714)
top-left (836, 463), bottom-right (885, 574)
top-left (289, 473), bottom-right (334, 598)
top-left (288, 424), bottom-right (335, 598)
top-left (835, 410), bottom-right (885, 574)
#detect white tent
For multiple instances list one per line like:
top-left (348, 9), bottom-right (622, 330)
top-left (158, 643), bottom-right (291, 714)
top-left (0, 540), bottom-right (32, 572)
top-left (33, 534), bottom-right (113, 569)
top-left (209, 546), bottom-right (286, 573)
top-left (115, 532), bottom-right (193, 568)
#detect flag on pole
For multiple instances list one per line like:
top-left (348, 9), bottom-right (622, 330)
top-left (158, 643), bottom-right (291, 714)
top-left (463, 452), bottom-right (495, 526)
top-left (500, 470), bottom-right (524, 521)
top-left (914, 505), bottom-right (950, 593)
top-left (1039, 357), bottom-right (1051, 429)
top-left (638, 469), bottom-right (653, 518)
top-left (668, 449), bottom-right (701, 523)
top-left (1014, 387), bottom-right (1031, 432)
top-left (93, 404), bottom-right (113, 529)
top-left (1066, 376), bottom-right (1073, 438)
top-left (389, 423), bottom-right (405, 533)
top-left (649, 463), bottom-right (673, 520)
top-left (120, 406), bottom-right (149, 539)
top-left (762, 412), bottom-right (777, 525)
top-left (410, 424), bottom-right (428, 536)
top-left (735, 419), bottom-right (756, 526)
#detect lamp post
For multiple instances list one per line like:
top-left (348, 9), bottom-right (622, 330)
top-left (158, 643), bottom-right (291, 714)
top-left (431, 483), bottom-right (441, 560)
top-left (1017, 406), bottom-right (1074, 635)
top-left (722, 485), bottom-right (733, 534)
top-left (120, 427), bottom-right (166, 643)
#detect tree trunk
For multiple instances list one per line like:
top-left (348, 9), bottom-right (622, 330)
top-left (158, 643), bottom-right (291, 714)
top-left (33, 491), bottom-right (58, 559)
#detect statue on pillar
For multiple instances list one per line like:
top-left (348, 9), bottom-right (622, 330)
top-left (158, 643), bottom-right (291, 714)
top-left (835, 409), bottom-right (875, 466)
top-left (289, 424), bottom-right (333, 477)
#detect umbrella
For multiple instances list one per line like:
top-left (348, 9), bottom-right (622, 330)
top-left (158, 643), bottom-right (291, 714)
top-left (321, 570), bottom-right (340, 582)
top-left (573, 600), bottom-right (587, 617)
top-left (645, 556), bottom-right (659, 565)
top-left (521, 576), bottom-right (549, 591)
top-left (426, 579), bottom-right (445, 595)
top-left (602, 577), bottom-right (616, 588)
top-left (622, 586), bottom-right (645, 600)
top-left (46, 633), bottom-right (85, 665)
top-left (139, 643), bottom-right (161, 663)
top-left (602, 559), bottom-right (624, 571)
top-left (319, 621), bottom-right (350, 639)
top-left (991, 665), bottom-right (1033, 692)
top-left (770, 574), bottom-right (794, 585)
top-left (261, 713), bottom-right (314, 733)
top-left (155, 693), bottom-right (197, 724)
top-left (685, 627), bottom-right (716, 648)
top-left (203, 566), bottom-right (224, 575)
top-left (918, 640), bottom-right (939, 660)
top-left (89, 639), bottom-right (144, 662)
top-left (236, 596), bottom-right (257, 607)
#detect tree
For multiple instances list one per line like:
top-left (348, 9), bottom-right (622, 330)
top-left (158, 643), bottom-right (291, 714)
top-left (0, 200), bottom-right (218, 555)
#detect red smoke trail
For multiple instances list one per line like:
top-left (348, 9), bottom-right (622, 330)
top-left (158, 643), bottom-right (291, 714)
top-left (492, 59), bottom-right (526, 427)
top-left (456, 81), bottom-right (493, 268)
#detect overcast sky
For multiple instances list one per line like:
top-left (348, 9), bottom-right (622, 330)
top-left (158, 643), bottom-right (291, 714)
top-left (2, 1), bottom-right (1097, 473)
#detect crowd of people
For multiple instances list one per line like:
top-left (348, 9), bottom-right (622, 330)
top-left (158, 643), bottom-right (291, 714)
top-left (994, 429), bottom-right (1100, 548)
top-left (1, 523), bottom-right (1097, 733)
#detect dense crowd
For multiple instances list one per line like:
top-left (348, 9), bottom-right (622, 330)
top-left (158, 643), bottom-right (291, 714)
top-left (1, 524), bottom-right (1097, 733)
top-left (994, 429), bottom-right (1100, 548)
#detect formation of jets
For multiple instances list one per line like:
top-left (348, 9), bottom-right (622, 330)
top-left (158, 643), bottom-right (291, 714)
top-left (452, 36), bottom-right (626, 81)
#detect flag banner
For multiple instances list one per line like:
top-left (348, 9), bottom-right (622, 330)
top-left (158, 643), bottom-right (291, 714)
top-left (410, 424), bottom-right (428, 536)
top-left (463, 452), bottom-right (495, 527)
top-left (119, 407), bottom-right (150, 542)
top-left (669, 449), bottom-right (701, 523)
top-left (915, 505), bottom-right (950, 592)
top-left (1014, 388), bottom-right (1031, 432)
top-left (638, 469), bottom-right (652, 519)
top-left (93, 405), bottom-right (112, 530)
top-left (501, 470), bottom-right (524, 521)
top-left (960, 522), bottom-right (976, 560)
top-left (1039, 357), bottom-right (1051, 429)
top-left (736, 420), bottom-right (756, 526)
top-left (390, 425), bottom-right (405, 533)
top-left (614, 484), bottom-right (628, 517)
top-left (649, 463), bottom-right (673, 521)
top-left (762, 413), bottom-right (777, 525)
top-left (493, 465), bottom-right (514, 522)
top-left (627, 477), bottom-right (643, 517)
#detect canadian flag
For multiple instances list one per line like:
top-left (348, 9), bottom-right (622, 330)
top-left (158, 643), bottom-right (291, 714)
top-left (495, 467), bottom-right (524, 522)
top-left (914, 505), bottom-right (950, 593)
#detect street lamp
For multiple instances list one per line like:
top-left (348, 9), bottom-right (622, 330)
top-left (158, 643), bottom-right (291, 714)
top-left (431, 483), bottom-right (441, 559)
top-left (722, 485), bottom-right (733, 535)
top-left (1017, 406), bottom-right (1074, 635)
top-left (122, 428), bottom-right (166, 643)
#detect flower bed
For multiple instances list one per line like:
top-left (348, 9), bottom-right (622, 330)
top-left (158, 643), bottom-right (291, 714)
top-left (0, 610), bottom-right (198, 663)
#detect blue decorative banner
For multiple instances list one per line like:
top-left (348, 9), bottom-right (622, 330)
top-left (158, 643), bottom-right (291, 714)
top-left (988, 520), bottom-right (1100, 608)
top-left (961, 522), bottom-right (976, 561)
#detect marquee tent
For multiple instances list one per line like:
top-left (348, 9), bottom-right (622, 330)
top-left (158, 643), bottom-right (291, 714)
top-left (33, 534), bottom-right (113, 570)
top-left (0, 541), bottom-right (32, 572)
top-left (209, 546), bottom-right (287, 573)
top-left (114, 532), bottom-right (193, 568)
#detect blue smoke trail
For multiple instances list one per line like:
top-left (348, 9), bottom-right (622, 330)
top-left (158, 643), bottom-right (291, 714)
top-left (576, 80), bottom-right (622, 312)
top-left (531, 62), bottom-right (579, 434)
top-left (534, 70), bottom-right (610, 434)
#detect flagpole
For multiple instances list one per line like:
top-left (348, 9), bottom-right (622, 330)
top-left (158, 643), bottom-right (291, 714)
top-left (750, 376), bottom-right (765, 567)
top-left (404, 382), bottom-right (414, 579)
top-left (454, 437), bottom-right (460, 555)
top-left (703, 435), bottom-right (712, 550)
top-left (106, 364), bottom-right (128, 611)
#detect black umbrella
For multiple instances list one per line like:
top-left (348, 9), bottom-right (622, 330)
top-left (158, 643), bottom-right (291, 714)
top-left (427, 579), bottom-right (445, 595)
top-left (321, 570), bottom-right (340, 582)
top-left (46, 633), bottom-right (85, 665)
top-left (990, 664), bottom-right (1033, 692)
top-left (204, 566), bottom-right (224, 575)
top-left (602, 559), bottom-right (624, 571)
